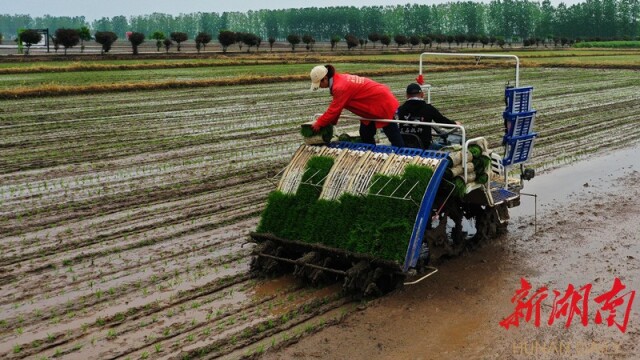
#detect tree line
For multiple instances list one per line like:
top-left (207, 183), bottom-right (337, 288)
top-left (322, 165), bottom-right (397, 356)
top-left (2, 0), bottom-right (639, 45)
top-left (14, 26), bottom-right (578, 57)
top-left (14, 27), bottom-right (220, 55)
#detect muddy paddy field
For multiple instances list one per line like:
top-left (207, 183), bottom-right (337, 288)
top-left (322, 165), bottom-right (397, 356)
top-left (1, 56), bottom-right (639, 359)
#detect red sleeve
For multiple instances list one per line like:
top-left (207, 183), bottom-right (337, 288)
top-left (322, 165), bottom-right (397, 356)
top-left (315, 87), bottom-right (351, 127)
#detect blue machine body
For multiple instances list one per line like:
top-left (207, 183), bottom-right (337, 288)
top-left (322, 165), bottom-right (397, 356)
top-left (403, 155), bottom-right (449, 271)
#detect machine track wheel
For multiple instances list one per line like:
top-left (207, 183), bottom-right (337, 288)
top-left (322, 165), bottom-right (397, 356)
top-left (343, 261), bottom-right (403, 298)
top-left (424, 201), bottom-right (468, 264)
top-left (471, 205), bottom-right (507, 244)
top-left (308, 256), bottom-right (336, 286)
top-left (292, 252), bottom-right (338, 286)
top-left (250, 240), bottom-right (291, 276)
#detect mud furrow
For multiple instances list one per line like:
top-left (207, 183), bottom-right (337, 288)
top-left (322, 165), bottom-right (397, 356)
top-left (0, 252), bottom-right (253, 342)
top-left (0, 209), bottom-right (260, 306)
top-left (0, 179), bottom-right (270, 256)
top-left (0, 155), bottom-right (283, 216)
top-left (176, 295), bottom-right (348, 360)
top-left (0, 166), bottom-right (273, 238)
top-left (0, 188), bottom-right (263, 267)
top-left (0, 273), bottom-right (256, 357)
top-left (0, 229), bottom-right (250, 308)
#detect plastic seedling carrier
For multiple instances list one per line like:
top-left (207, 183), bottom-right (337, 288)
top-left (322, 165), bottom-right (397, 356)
top-left (503, 110), bottom-right (537, 139)
top-left (505, 86), bottom-right (533, 114)
top-left (503, 133), bottom-right (537, 166)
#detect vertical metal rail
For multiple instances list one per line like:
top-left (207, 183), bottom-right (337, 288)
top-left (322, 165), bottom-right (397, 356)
top-left (520, 192), bottom-right (538, 234)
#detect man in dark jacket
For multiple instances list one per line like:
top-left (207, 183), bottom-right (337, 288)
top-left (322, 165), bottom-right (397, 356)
top-left (395, 83), bottom-right (460, 149)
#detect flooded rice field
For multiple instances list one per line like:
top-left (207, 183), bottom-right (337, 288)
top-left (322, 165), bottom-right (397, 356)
top-left (1, 67), bottom-right (639, 359)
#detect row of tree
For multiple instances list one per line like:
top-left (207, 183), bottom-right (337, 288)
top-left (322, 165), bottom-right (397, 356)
top-left (17, 28), bottom-right (114, 55)
top-left (16, 27), bottom-right (216, 55)
top-left (148, 31), bottom-right (214, 52)
top-left (2, 0), bottom-right (639, 44)
top-left (17, 26), bottom-right (576, 56)
top-left (237, 32), bottom-right (574, 52)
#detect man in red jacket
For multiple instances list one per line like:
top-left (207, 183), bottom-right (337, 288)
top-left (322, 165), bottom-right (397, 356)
top-left (310, 64), bottom-right (405, 147)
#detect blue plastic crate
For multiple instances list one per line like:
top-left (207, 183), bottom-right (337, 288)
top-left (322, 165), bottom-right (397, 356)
top-left (329, 142), bottom-right (374, 151)
top-left (349, 143), bottom-right (375, 151)
top-left (372, 145), bottom-right (398, 154)
top-left (505, 86), bottom-right (533, 114)
top-left (503, 133), bottom-right (537, 166)
top-left (503, 110), bottom-right (536, 138)
top-left (396, 147), bottom-right (424, 157)
top-left (420, 150), bottom-right (449, 160)
top-left (328, 141), bottom-right (352, 149)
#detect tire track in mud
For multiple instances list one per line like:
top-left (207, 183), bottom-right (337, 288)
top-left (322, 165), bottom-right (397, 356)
top-left (0, 67), bottom-right (638, 359)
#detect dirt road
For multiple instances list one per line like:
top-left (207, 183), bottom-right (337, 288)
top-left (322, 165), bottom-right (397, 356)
top-left (266, 145), bottom-right (640, 360)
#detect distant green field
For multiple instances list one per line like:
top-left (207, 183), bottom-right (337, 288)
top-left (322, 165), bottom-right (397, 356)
top-left (525, 54), bottom-right (640, 66)
top-left (349, 48), bottom-right (640, 64)
top-left (574, 41), bottom-right (640, 48)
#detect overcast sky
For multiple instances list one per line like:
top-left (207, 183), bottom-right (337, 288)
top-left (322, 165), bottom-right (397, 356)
top-left (8, 0), bottom-right (582, 21)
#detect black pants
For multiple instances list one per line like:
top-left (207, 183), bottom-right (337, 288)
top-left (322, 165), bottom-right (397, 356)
top-left (359, 122), bottom-right (405, 148)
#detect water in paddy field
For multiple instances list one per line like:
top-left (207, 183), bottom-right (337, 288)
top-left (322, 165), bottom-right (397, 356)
top-left (510, 142), bottom-right (640, 219)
